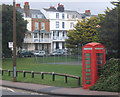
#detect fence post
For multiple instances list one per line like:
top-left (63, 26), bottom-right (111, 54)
top-left (16, 71), bottom-right (17, 77)
top-left (8, 70), bottom-right (10, 76)
top-left (2, 70), bottom-right (3, 76)
top-left (65, 76), bottom-right (67, 83)
top-left (52, 72), bottom-right (55, 81)
top-left (23, 71), bottom-right (25, 78)
top-left (78, 77), bottom-right (80, 86)
top-left (31, 71), bottom-right (34, 78)
top-left (41, 72), bottom-right (44, 79)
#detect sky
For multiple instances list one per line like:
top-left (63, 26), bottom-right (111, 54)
top-left (0, 0), bottom-right (117, 15)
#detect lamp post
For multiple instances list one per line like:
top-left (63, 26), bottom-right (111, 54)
top-left (13, 0), bottom-right (16, 82)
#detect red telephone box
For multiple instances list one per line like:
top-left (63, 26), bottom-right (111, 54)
top-left (82, 42), bottom-right (105, 89)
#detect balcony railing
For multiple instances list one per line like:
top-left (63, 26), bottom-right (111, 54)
top-left (53, 36), bottom-right (68, 41)
top-left (24, 38), bottom-right (52, 43)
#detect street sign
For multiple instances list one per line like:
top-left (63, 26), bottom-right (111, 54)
top-left (8, 42), bottom-right (13, 48)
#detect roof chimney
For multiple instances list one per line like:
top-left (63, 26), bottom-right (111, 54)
top-left (16, 4), bottom-right (21, 8)
top-left (85, 10), bottom-right (91, 16)
top-left (85, 10), bottom-right (90, 13)
top-left (24, 2), bottom-right (30, 17)
top-left (50, 6), bottom-right (55, 8)
top-left (49, 6), bottom-right (56, 10)
top-left (57, 3), bottom-right (64, 12)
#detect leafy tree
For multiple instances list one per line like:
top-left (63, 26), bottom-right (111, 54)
top-left (98, 1), bottom-right (120, 58)
top-left (66, 16), bottom-right (100, 53)
top-left (2, 4), bottom-right (27, 58)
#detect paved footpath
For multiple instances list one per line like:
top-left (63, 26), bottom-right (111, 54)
top-left (1, 80), bottom-right (119, 96)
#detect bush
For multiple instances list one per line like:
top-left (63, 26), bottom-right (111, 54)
top-left (89, 58), bottom-right (120, 92)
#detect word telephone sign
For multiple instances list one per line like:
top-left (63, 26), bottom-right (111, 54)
top-left (82, 42), bottom-right (105, 89)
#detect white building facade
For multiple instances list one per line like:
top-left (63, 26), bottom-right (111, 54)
top-left (17, 2), bottom-right (91, 54)
top-left (41, 3), bottom-right (83, 53)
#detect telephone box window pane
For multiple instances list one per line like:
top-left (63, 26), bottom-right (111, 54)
top-left (86, 77), bottom-right (91, 80)
top-left (97, 57), bottom-right (103, 60)
top-left (97, 65), bottom-right (101, 68)
top-left (97, 69), bottom-right (101, 72)
top-left (98, 73), bottom-right (101, 76)
top-left (86, 65), bottom-right (91, 68)
top-left (85, 53), bottom-right (90, 56)
top-left (97, 61), bottom-right (103, 64)
top-left (85, 61), bottom-right (91, 64)
top-left (85, 58), bottom-right (91, 60)
top-left (86, 69), bottom-right (91, 72)
top-left (86, 81), bottom-right (91, 84)
top-left (86, 73), bottom-right (91, 76)
top-left (97, 53), bottom-right (103, 56)
top-left (85, 53), bottom-right (91, 64)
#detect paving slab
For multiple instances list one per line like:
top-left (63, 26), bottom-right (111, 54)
top-left (1, 80), bottom-right (119, 96)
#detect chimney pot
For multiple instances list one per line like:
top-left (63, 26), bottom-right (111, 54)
top-left (25, 2), bottom-right (29, 5)
top-left (50, 6), bottom-right (55, 8)
top-left (24, 2), bottom-right (30, 17)
top-left (16, 4), bottom-right (20, 8)
top-left (85, 10), bottom-right (90, 13)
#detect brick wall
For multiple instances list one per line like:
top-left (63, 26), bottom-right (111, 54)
top-left (32, 18), bottom-right (50, 32)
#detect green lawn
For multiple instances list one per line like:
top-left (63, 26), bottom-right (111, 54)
top-left (2, 57), bottom-right (83, 88)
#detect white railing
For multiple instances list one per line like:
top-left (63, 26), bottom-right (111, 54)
top-left (24, 38), bottom-right (52, 43)
top-left (53, 36), bottom-right (68, 41)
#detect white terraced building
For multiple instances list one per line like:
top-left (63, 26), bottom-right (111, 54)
top-left (17, 2), bottom-right (91, 54)
top-left (41, 3), bottom-right (83, 53)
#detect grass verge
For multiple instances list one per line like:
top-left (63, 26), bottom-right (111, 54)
top-left (2, 57), bottom-right (82, 88)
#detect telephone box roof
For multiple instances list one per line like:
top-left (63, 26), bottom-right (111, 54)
top-left (85, 42), bottom-right (102, 47)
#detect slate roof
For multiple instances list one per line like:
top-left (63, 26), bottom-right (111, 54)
top-left (65, 10), bottom-right (83, 19)
top-left (43, 8), bottom-right (82, 19)
top-left (17, 8), bottom-right (46, 19)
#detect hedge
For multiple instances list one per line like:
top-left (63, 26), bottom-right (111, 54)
top-left (89, 58), bottom-right (120, 92)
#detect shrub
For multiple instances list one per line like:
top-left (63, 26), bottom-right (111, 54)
top-left (89, 58), bottom-right (120, 92)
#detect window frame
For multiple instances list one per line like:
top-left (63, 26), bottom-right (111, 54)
top-left (35, 22), bottom-right (39, 30)
top-left (62, 14), bottom-right (65, 19)
top-left (34, 33), bottom-right (38, 38)
top-left (62, 22), bottom-right (65, 28)
top-left (41, 22), bottom-right (45, 30)
top-left (56, 21), bottom-right (59, 28)
top-left (56, 13), bottom-right (59, 19)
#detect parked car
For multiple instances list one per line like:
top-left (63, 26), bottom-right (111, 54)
top-left (17, 50), bottom-right (34, 57)
top-left (51, 51), bottom-right (63, 56)
top-left (63, 51), bottom-right (69, 56)
top-left (34, 51), bottom-right (46, 57)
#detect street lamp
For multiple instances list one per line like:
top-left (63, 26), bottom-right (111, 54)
top-left (13, 0), bottom-right (16, 82)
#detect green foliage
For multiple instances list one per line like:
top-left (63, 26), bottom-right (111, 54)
top-left (66, 16), bottom-right (100, 50)
top-left (90, 58), bottom-right (120, 92)
top-left (98, 1), bottom-right (120, 58)
top-left (2, 4), bottom-right (27, 58)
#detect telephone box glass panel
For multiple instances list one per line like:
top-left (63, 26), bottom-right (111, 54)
top-left (96, 53), bottom-right (103, 76)
top-left (84, 53), bottom-right (92, 85)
